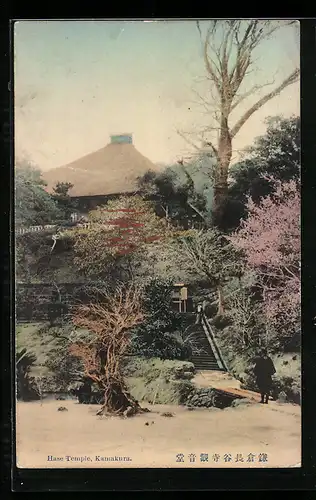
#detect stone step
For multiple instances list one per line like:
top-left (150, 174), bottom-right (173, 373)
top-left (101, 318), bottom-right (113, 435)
top-left (192, 360), bottom-right (218, 366)
top-left (189, 321), bottom-right (226, 373)
top-left (193, 363), bottom-right (221, 370)
top-left (194, 367), bottom-right (223, 372)
top-left (192, 355), bottom-right (217, 360)
top-left (193, 359), bottom-right (218, 363)
top-left (193, 359), bottom-right (219, 364)
top-left (193, 341), bottom-right (216, 349)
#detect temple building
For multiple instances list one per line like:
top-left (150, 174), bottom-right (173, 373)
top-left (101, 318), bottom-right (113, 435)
top-left (42, 133), bottom-right (161, 213)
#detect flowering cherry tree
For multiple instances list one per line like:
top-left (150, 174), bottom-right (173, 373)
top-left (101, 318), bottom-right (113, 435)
top-left (229, 178), bottom-right (300, 341)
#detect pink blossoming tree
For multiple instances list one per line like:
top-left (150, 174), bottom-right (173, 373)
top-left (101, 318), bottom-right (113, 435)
top-left (229, 178), bottom-right (300, 344)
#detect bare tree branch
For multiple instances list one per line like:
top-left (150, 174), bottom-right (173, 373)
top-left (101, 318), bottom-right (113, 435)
top-left (230, 78), bottom-right (276, 112)
top-left (176, 129), bottom-right (200, 151)
top-left (230, 68), bottom-right (299, 138)
top-left (204, 27), bottom-right (222, 93)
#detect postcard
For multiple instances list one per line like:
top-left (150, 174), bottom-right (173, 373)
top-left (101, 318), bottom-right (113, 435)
top-left (14, 19), bottom-right (301, 469)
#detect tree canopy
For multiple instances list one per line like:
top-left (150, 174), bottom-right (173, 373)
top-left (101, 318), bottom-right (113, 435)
top-left (225, 115), bottom-right (300, 229)
top-left (71, 195), bottom-right (170, 280)
top-left (171, 228), bottom-right (244, 314)
top-left (137, 152), bottom-right (215, 227)
top-left (52, 181), bottom-right (77, 220)
top-left (15, 161), bottom-right (61, 227)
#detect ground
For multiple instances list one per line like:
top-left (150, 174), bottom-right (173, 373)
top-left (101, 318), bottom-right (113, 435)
top-left (16, 399), bottom-right (301, 469)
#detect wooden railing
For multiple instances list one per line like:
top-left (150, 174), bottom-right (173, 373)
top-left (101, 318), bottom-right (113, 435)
top-left (15, 218), bottom-right (205, 236)
top-left (15, 222), bottom-right (95, 235)
top-left (200, 310), bottom-right (229, 372)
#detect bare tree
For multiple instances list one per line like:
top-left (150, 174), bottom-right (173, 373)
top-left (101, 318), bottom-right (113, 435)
top-left (69, 284), bottom-right (147, 416)
top-left (183, 20), bottom-right (299, 226)
top-left (226, 288), bottom-right (263, 348)
top-left (174, 229), bottom-right (243, 315)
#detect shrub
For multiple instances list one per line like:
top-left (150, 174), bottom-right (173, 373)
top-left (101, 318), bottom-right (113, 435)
top-left (123, 357), bottom-right (195, 404)
top-left (130, 278), bottom-right (189, 360)
top-left (126, 377), bottom-right (194, 405)
top-left (123, 357), bottom-right (195, 381)
top-left (204, 302), bottom-right (219, 318)
top-left (270, 354), bottom-right (301, 404)
top-left (16, 348), bottom-right (40, 401)
top-left (41, 325), bottom-right (94, 390)
top-left (16, 322), bottom-right (92, 392)
top-left (210, 314), bottom-right (231, 330)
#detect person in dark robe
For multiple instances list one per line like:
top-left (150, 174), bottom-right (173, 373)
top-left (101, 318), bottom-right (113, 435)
top-left (253, 348), bottom-right (276, 404)
top-left (77, 378), bottom-right (92, 404)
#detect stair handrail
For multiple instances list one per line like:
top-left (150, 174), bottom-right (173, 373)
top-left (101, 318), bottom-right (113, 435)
top-left (200, 310), bottom-right (229, 372)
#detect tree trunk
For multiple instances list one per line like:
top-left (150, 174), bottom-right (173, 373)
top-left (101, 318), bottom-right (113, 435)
top-left (96, 343), bottom-right (148, 417)
top-left (217, 284), bottom-right (225, 315)
top-left (165, 204), bottom-right (169, 219)
top-left (97, 374), bottom-right (142, 416)
top-left (165, 205), bottom-right (171, 228)
top-left (212, 116), bottom-right (232, 227)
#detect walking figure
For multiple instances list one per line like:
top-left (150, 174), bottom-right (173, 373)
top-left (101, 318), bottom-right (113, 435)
top-left (253, 348), bottom-right (276, 404)
top-left (196, 304), bottom-right (202, 324)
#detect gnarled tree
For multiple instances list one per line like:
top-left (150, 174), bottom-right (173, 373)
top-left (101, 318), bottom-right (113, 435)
top-left (182, 20), bottom-right (299, 227)
top-left (69, 284), bottom-right (146, 416)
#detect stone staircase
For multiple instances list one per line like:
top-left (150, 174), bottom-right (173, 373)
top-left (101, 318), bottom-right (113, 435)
top-left (190, 323), bottom-right (225, 372)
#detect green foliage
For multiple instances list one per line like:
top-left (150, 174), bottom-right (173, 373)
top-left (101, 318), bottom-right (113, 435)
top-left (53, 182), bottom-right (74, 197)
top-left (52, 181), bottom-right (77, 220)
top-left (123, 357), bottom-right (195, 404)
top-left (174, 229), bottom-right (243, 287)
top-left (138, 153), bottom-right (214, 227)
top-left (16, 230), bottom-right (76, 282)
top-left (133, 233), bottom-right (197, 285)
top-left (15, 167), bottom-right (79, 281)
top-left (16, 348), bottom-right (40, 401)
top-left (224, 284), bottom-right (265, 352)
top-left (221, 348), bottom-right (301, 404)
top-left (126, 377), bottom-right (194, 405)
top-left (226, 115), bottom-right (300, 229)
top-left (130, 278), bottom-right (190, 360)
top-left (122, 356), bottom-right (195, 381)
top-left (43, 325), bottom-right (94, 389)
top-left (16, 323), bottom-right (93, 391)
top-left (15, 169), bottom-right (78, 282)
top-left (16, 323), bottom-right (57, 367)
top-left (15, 161), bottom-right (62, 227)
top-left (270, 354), bottom-right (301, 404)
top-left (210, 314), bottom-right (232, 330)
top-left (72, 195), bottom-right (169, 281)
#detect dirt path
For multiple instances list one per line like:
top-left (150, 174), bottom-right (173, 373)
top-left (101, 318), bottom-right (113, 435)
top-left (192, 370), bottom-right (290, 404)
top-left (16, 399), bottom-right (301, 469)
top-left (193, 370), bottom-right (242, 390)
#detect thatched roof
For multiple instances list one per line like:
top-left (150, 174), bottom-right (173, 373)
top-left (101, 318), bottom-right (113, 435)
top-left (42, 136), bottom-right (161, 197)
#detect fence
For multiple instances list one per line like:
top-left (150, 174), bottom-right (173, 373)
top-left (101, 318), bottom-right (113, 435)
top-left (16, 283), bottom-right (96, 322)
top-left (16, 223), bottom-right (94, 236)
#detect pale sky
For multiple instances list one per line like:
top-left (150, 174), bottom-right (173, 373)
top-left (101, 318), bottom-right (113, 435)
top-left (14, 20), bottom-right (300, 171)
